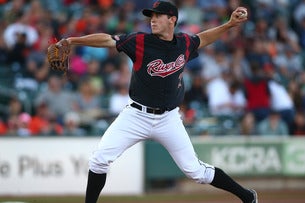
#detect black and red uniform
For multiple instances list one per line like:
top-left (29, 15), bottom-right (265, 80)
top-left (85, 2), bottom-right (258, 203)
top-left (115, 32), bottom-right (200, 110)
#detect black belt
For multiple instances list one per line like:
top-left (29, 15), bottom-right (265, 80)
top-left (130, 102), bottom-right (170, 115)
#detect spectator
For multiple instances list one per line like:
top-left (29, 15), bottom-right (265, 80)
top-left (6, 32), bottom-right (29, 66)
top-left (198, 0), bottom-right (227, 21)
top-left (251, 18), bottom-right (270, 40)
top-left (21, 17), bottom-right (54, 84)
top-left (0, 29), bottom-right (8, 64)
top-left (73, 7), bottom-right (96, 35)
top-left (69, 46), bottom-right (88, 78)
top-left (3, 10), bottom-right (38, 49)
top-left (239, 111), bottom-right (257, 136)
top-left (63, 111), bottom-right (86, 136)
top-left (228, 47), bottom-right (251, 83)
top-left (178, 0), bottom-right (203, 26)
top-left (34, 75), bottom-right (75, 123)
top-left (0, 119), bottom-right (8, 135)
top-left (228, 80), bottom-right (247, 116)
top-left (206, 70), bottom-right (231, 116)
top-left (26, 0), bottom-right (46, 27)
top-left (108, 84), bottom-right (130, 115)
top-left (106, 6), bottom-right (134, 34)
top-left (72, 77), bottom-right (103, 126)
top-left (28, 102), bottom-right (63, 136)
top-left (296, 16), bottom-right (305, 49)
top-left (108, 55), bottom-right (131, 89)
top-left (269, 16), bottom-right (300, 54)
top-left (184, 74), bottom-right (207, 110)
top-left (2, 0), bottom-right (26, 24)
top-left (199, 44), bottom-right (222, 82)
top-left (273, 44), bottom-right (303, 79)
top-left (257, 110), bottom-right (288, 136)
top-left (86, 59), bottom-right (104, 95)
top-left (99, 46), bottom-right (121, 93)
top-left (298, 72), bottom-right (305, 103)
top-left (252, 1), bottom-right (275, 23)
top-left (268, 79), bottom-right (295, 132)
top-left (16, 112), bottom-right (32, 137)
top-left (243, 61), bottom-right (271, 122)
top-left (246, 36), bottom-right (273, 70)
top-left (43, 116), bottom-right (64, 136)
top-left (20, 48), bottom-right (50, 84)
top-left (290, 110), bottom-right (305, 136)
top-left (206, 70), bottom-right (245, 117)
top-left (287, 80), bottom-right (305, 112)
top-left (5, 97), bottom-right (23, 135)
top-left (293, 0), bottom-right (305, 25)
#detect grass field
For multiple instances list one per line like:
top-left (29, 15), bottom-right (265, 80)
top-left (1, 189), bottom-right (305, 203)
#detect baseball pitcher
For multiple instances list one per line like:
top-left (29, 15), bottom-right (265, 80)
top-left (49, 1), bottom-right (257, 203)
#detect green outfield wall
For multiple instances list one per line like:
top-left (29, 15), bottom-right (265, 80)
top-left (145, 137), bottom-right (305, 181)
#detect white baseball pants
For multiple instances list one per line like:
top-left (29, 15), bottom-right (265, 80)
top-left (89, 104), bottom-right (215, 184)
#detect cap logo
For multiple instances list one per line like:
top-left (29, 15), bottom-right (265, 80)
top-left (153, 1), bottom-right (160, 8)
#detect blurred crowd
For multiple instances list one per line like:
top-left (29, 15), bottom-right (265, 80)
top-left (0, 0), bottom-right (305, 137)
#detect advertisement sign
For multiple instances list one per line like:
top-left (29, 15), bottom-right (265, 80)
top-left (283, 138), bottom-right (305, 175)
top-left (0, 137), bottom-right (144, 196)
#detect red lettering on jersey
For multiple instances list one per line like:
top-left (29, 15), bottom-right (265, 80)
top-left (147, 54), bottom-right (185, 77)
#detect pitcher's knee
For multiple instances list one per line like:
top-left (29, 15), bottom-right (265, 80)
top-left (89, 154), bottom-right (110, 174)
top-left (186, 164), bottom-right (215, 184)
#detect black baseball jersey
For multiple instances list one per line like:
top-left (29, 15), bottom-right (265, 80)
top-left (115, 32), bottom-right (200, 109)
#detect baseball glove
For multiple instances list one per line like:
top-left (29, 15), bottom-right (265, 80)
top-left (47, 39), bottom-right (71, 75)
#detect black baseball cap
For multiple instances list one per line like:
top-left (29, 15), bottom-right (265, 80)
top-left (142, 1), bottom-right (178, 20)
